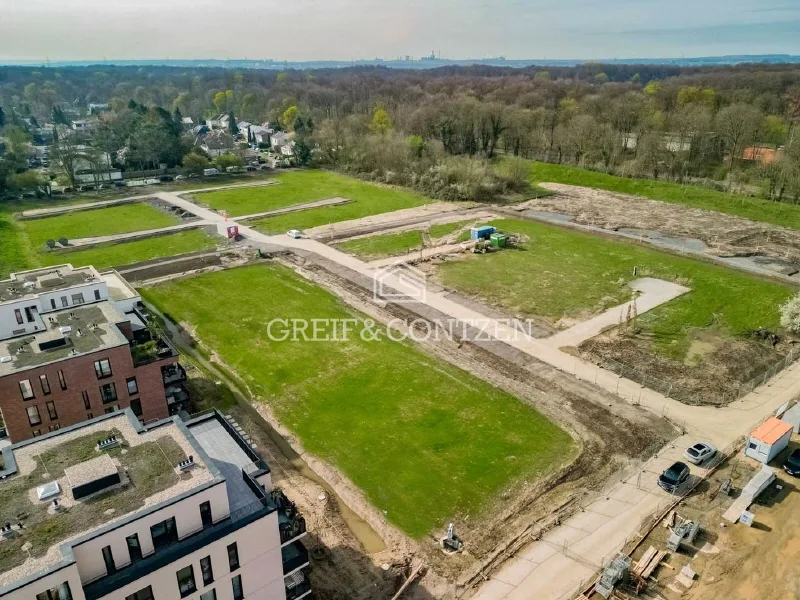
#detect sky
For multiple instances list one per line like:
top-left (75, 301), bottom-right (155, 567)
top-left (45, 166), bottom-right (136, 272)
top-left (1, 0), bottom-right (799, 62)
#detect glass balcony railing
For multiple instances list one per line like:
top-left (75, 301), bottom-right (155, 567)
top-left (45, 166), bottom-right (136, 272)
top-left (281, 541), bottom-right (309, 575)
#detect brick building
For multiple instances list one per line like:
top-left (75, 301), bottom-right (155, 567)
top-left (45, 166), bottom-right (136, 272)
top-left (0, 265), bottom-right (189, 442)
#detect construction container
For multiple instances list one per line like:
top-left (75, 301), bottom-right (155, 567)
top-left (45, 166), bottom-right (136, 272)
top-left (489, 233), bottom-right (507, 247)
top-left (470, 225), bottom-right (496, 241)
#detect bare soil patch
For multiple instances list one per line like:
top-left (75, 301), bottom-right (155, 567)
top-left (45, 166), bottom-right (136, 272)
top-left (526, 183), bottom-right (800, 265)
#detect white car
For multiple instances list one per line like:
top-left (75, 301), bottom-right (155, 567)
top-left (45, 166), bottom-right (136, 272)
top-left (683, 442), bottom-right (716, 465)
top-left (287, 230), bottom-right (302, 239)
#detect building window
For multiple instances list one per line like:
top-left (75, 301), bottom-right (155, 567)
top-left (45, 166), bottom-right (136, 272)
top-left (27, 405), bottom-right (42, 426)
top-left (71, 293), bottom-right (85, 305)
top-left (46, 401), bottom-right (58, 421)
top-left (50, 299), bottom-right (57, 310)
top-left (200, 501), bottom-right (213, 528)
top-left (102, 545), bottom-right (116, 574)
top-left (40, 374), bottom-right (51, 395)
top-left (14, 309), bottom-right (23, 325)
top-left (176, 565), bottom-right (196, 598)
top-left (82, 390), bottom-right (91, 409)
top-left (49, 424), bottom-right (60, 432)
top-left (94, 358), bottom-right (112, 379)
top-left (87, 412), bottom-right (93, 419)
top-left (104, 405), bottom-right (120, 414)
top-left (99, 382), bottom-right (118, 403)
top-left (150, 516), bottom-right (178, 551)
top-left (32, 429), bottom-right (42, 437)
top-left (227, 542), bottom-right (240, 571)
top-left (19, 379), bottom-right (34, 400)
top-left (200, 555), bottom-right (214, 586)
top-left (58, 370), bottom-right (67, 390)
top-left (231, 574), bottom-right (243, 600)
top-left (61, 296), bottom-right (68, 307)
top-left (125, 586), bottom-right (154, 600)
top-left (36, 582), bottom-right (72, 600)
top-left (126, 377), bottom-right (139, 395)
top-left (94, 289), bottom-right (101, 301)
top-left (126, 533), bottom-right (143, 562)
top-left (200, 590), bottom-right (217, 600)
top-left (130, 399), bottom-right (143, 417)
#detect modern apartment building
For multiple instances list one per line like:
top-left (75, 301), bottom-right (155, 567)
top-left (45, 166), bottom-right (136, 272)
top-left (0, 408), bottom-right (311, 600)
top-left (0, 265), bottom-right (189, 442)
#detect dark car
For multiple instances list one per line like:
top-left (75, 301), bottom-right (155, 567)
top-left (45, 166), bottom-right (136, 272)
top-left (159, 175), bottom-right (175, 182)
top-left (658, 461), bottom-right (690, 493)
top-left (784, 449), bottom-right (800, 477)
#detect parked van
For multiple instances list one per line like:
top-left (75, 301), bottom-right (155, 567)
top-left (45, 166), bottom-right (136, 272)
top-left (203, 168), bottom-right (220, 176)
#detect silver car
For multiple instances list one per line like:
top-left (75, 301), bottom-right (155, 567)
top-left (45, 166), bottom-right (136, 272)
top-left (684, 442), bottom-right (716, 465)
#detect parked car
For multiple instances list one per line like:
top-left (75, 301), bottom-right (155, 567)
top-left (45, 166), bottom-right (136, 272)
top-left (174, 175), bottom-right (186, 181)
top-left (203, 168), bottom-right (220, 177)
top-left (658, 461), bottom-right (690, 493)
top-left (684, 442), bottom-right (716, 465)
top-left (287, 230), bottom-right (302, 239)
top-left (783, 448), bottom-right (800, 477)
top-left (159, 175), bottom-right (175, 182)
top-left (188, 173), bottom-right (200, 179)
top-left (113, 181), bottom-right (126, 188)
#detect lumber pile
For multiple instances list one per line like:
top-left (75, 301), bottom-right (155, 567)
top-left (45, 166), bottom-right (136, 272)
top-left (633, 546), bottom-right (667, 581)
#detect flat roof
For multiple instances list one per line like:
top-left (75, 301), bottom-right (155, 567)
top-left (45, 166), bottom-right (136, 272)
top-left (0, 265), bottom-right (102, 304)
top-left (100, 270), bottom-right (139, 303)
top-left (750, 417), bottom-right (793, 445)
top-left (0, 302), bottom-right (129, 376)
top-left (0, 411), bottom-right (215, 588)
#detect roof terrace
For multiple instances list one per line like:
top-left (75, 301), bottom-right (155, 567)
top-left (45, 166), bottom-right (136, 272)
top-left (0, 412), bottom-right (213, 588)
top-left (0, 265), bottom-right (102, 304)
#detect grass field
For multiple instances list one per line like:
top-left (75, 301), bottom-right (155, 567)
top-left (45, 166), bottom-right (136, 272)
top-left (529, 161), bottom-right (800, 230)
top-left (23, 203), bottom-right (178, 248)
top-left (40, 229), bottom-right (217, 269)
top-left (436, 218), bottom-right (794, 360)
top-left (142, 264), bottom-right (574, 537)
top-left (336, 230), bottom-right (423, 259)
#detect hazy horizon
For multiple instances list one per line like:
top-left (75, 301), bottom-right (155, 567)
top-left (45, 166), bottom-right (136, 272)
top-left (1, 0), bottom-right (799, 62)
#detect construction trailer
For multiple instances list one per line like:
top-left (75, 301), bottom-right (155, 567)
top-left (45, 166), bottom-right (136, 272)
top-left (489, 233), bottom-right (507, 247)
top-left (470, 225), bottom-right (496, 241)
top-left (745, 417), bottom-right (793, 464)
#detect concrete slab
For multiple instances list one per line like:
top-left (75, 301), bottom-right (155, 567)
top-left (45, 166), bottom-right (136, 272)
top-left (517, 541), bottom-right (559, 564)
top-left (493, 557), bottom-right (540, 586)
top-left (472, 578), bottom-right (516, 600)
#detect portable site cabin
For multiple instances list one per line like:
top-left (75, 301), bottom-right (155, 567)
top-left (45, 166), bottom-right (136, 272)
top-left (470, 226), bottom-right (496, 241)
top-left (745, 417), bottom-right (793, 464)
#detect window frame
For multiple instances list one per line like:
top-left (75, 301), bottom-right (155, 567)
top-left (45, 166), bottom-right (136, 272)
top-left (199, 590), bottom-right (217, 600)
top-left (39, 374), bottom-right (51, 395)
top-left (19, 379), bottom-right (35, 400)
top-left (99, 381), bottom-right (118, 404)
top-left (50, 299), bottom-right (57, 310)
top-left (231, 574), bottom-right (243, 600)
top-left (150, 516), bottom-right (178, 552)
top-left (94, 358), bottom-right (113, 379)
top-left (227, 542), bottom-right (240, 571)
top-left (126, 376), bottom-right (139, 395)
top-left (60, 296), bottom-right (68, 308)
top-left (27, 404), bottom-right (42, 426)
top-left (200, 555), bottom-right (214, 586)
top-left (130, 398), bottom-right (143, 417)
top-left (176, 565), bottom-right (197, 598)
top-left (82, 390), bottom-right (91, 410)
top-left (45, 400), bottom-right (58, 421)
top-left (14, 308), bottom-right (23, 325)
top-left (71, 292), bottom-right (85, 305)
top-left (58, 369), bottom-right (67, 390)
top-left (94, 289), bottom-right (101, 301)
top-left (124, 586), bottom-right (154, 600)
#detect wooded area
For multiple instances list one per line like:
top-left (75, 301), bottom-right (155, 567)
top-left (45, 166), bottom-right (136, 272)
top-left (1, 62), bottom-right (799, 202)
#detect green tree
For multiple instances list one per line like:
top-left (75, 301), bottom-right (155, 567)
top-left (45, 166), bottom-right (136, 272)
top-left (8, 170), bottom-right (45, 196)
top-left (294, 138), bottom-right (312, 166)
top-left (228, 110), bottom-right (238, 136)
top-left (716, 103), bottom-right (763, 169)
top-left (3, 126), bottom-right (32, 157)
top-left (214, 153), bottom-right (245, 171)
top-left (369, 107), bottom-right (393, 134)
top-left (182, 151), bottom-right (210, 175)
top-left (763, 115), bottom-right (789, 148)
top-left (0, 106), bottom-right (5, 128)
top-left (593, 72), bottom-right (609, 84)
top-left (407, 135), bottom-right (425, 158)
top-left (282, 105), bottom-right (298, 131)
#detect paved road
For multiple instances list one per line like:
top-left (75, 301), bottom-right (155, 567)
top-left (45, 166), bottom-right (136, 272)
top-left (236, 197), bottom-right (351, 221)
top-left (152, 191), bottom-right (799, 600)
top-left (66, 221), bottom-right (211, 247)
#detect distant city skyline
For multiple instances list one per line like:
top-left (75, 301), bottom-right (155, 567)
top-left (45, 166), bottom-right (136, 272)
top-left (1, 0), bottom-right (799, 62)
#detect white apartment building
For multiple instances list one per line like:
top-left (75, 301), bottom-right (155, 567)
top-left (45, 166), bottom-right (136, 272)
top-left (0, 408), bottom-right (311, 600)
top-left (0, 265), bottom-right (140, 341)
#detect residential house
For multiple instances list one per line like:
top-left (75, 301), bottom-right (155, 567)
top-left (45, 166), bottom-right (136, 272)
top-left (88, 103), bottom-right (110, 115)
top-left (181, 117), bottom-right (195, 128)
top-left (0, 407), bottom-right (311, 600)
top-left (0, 265), bottom-right (189, 442)
top-left (280, 141), bottom-right (295, 157)
top-left (249, 126), bottom-right (272, 146)
top-left (200, 131), bottom-right (236, 157)
top-left (742, 146), bottom-right (783, 165)
top-left (207, 114), bottom-right (232, 130)
top-left (270, 131), bottom-right (289, 150)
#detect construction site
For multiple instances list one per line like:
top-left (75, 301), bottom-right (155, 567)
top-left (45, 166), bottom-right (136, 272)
top-left (8, 168), bottom-right (800, 600)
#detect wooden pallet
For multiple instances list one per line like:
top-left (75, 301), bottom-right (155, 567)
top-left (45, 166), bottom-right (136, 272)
top-left (633, 546), bottom-right (667, 581)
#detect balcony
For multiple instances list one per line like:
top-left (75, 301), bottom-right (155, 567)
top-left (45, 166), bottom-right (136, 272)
top-left (132, 337), bottom-right (177, 367)
top-left (285, 570), bottom-right (312, 600)
top-left (166, 384), bottom-right (190, 414)
top-left (82, 499), bottom-right (274, 600)
top-left (271, 489), bottom-right (307, 546)
top-left (162, 362), bottom-right (187, 385)
top-left (282, 541), bottom-right (309, 576)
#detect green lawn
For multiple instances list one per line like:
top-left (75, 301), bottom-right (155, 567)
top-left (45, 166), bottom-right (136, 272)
top-left (429, 220), bottom-right (475, 239)
top-left (142, 264), bottom-right (574, 538)
top-left (529, 161), bottom-right (800, 230)
top-left (22, 203), bottom-right (179, 248)
top-left (40, 230), bottom-right (217, 269)
top-left (336, 230), bottom-right (423, 259)
top-left (437, 218), bottom-right (795, 359)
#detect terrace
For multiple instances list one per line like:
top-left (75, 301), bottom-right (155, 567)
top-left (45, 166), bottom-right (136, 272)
top-left (0, 302), bottom-right (129, 375)
top-left (0, 412), bottom-right (211, 585)
top-left (0, 265), bottom-right (101, 303)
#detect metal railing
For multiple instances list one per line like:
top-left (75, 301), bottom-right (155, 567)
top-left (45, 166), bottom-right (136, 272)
top-left (285, 578), bottom-right (312, 600)
top-left (281, 541), bottom-right (310, 575)
top-left (735, 344), bottom-right (800, 400)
